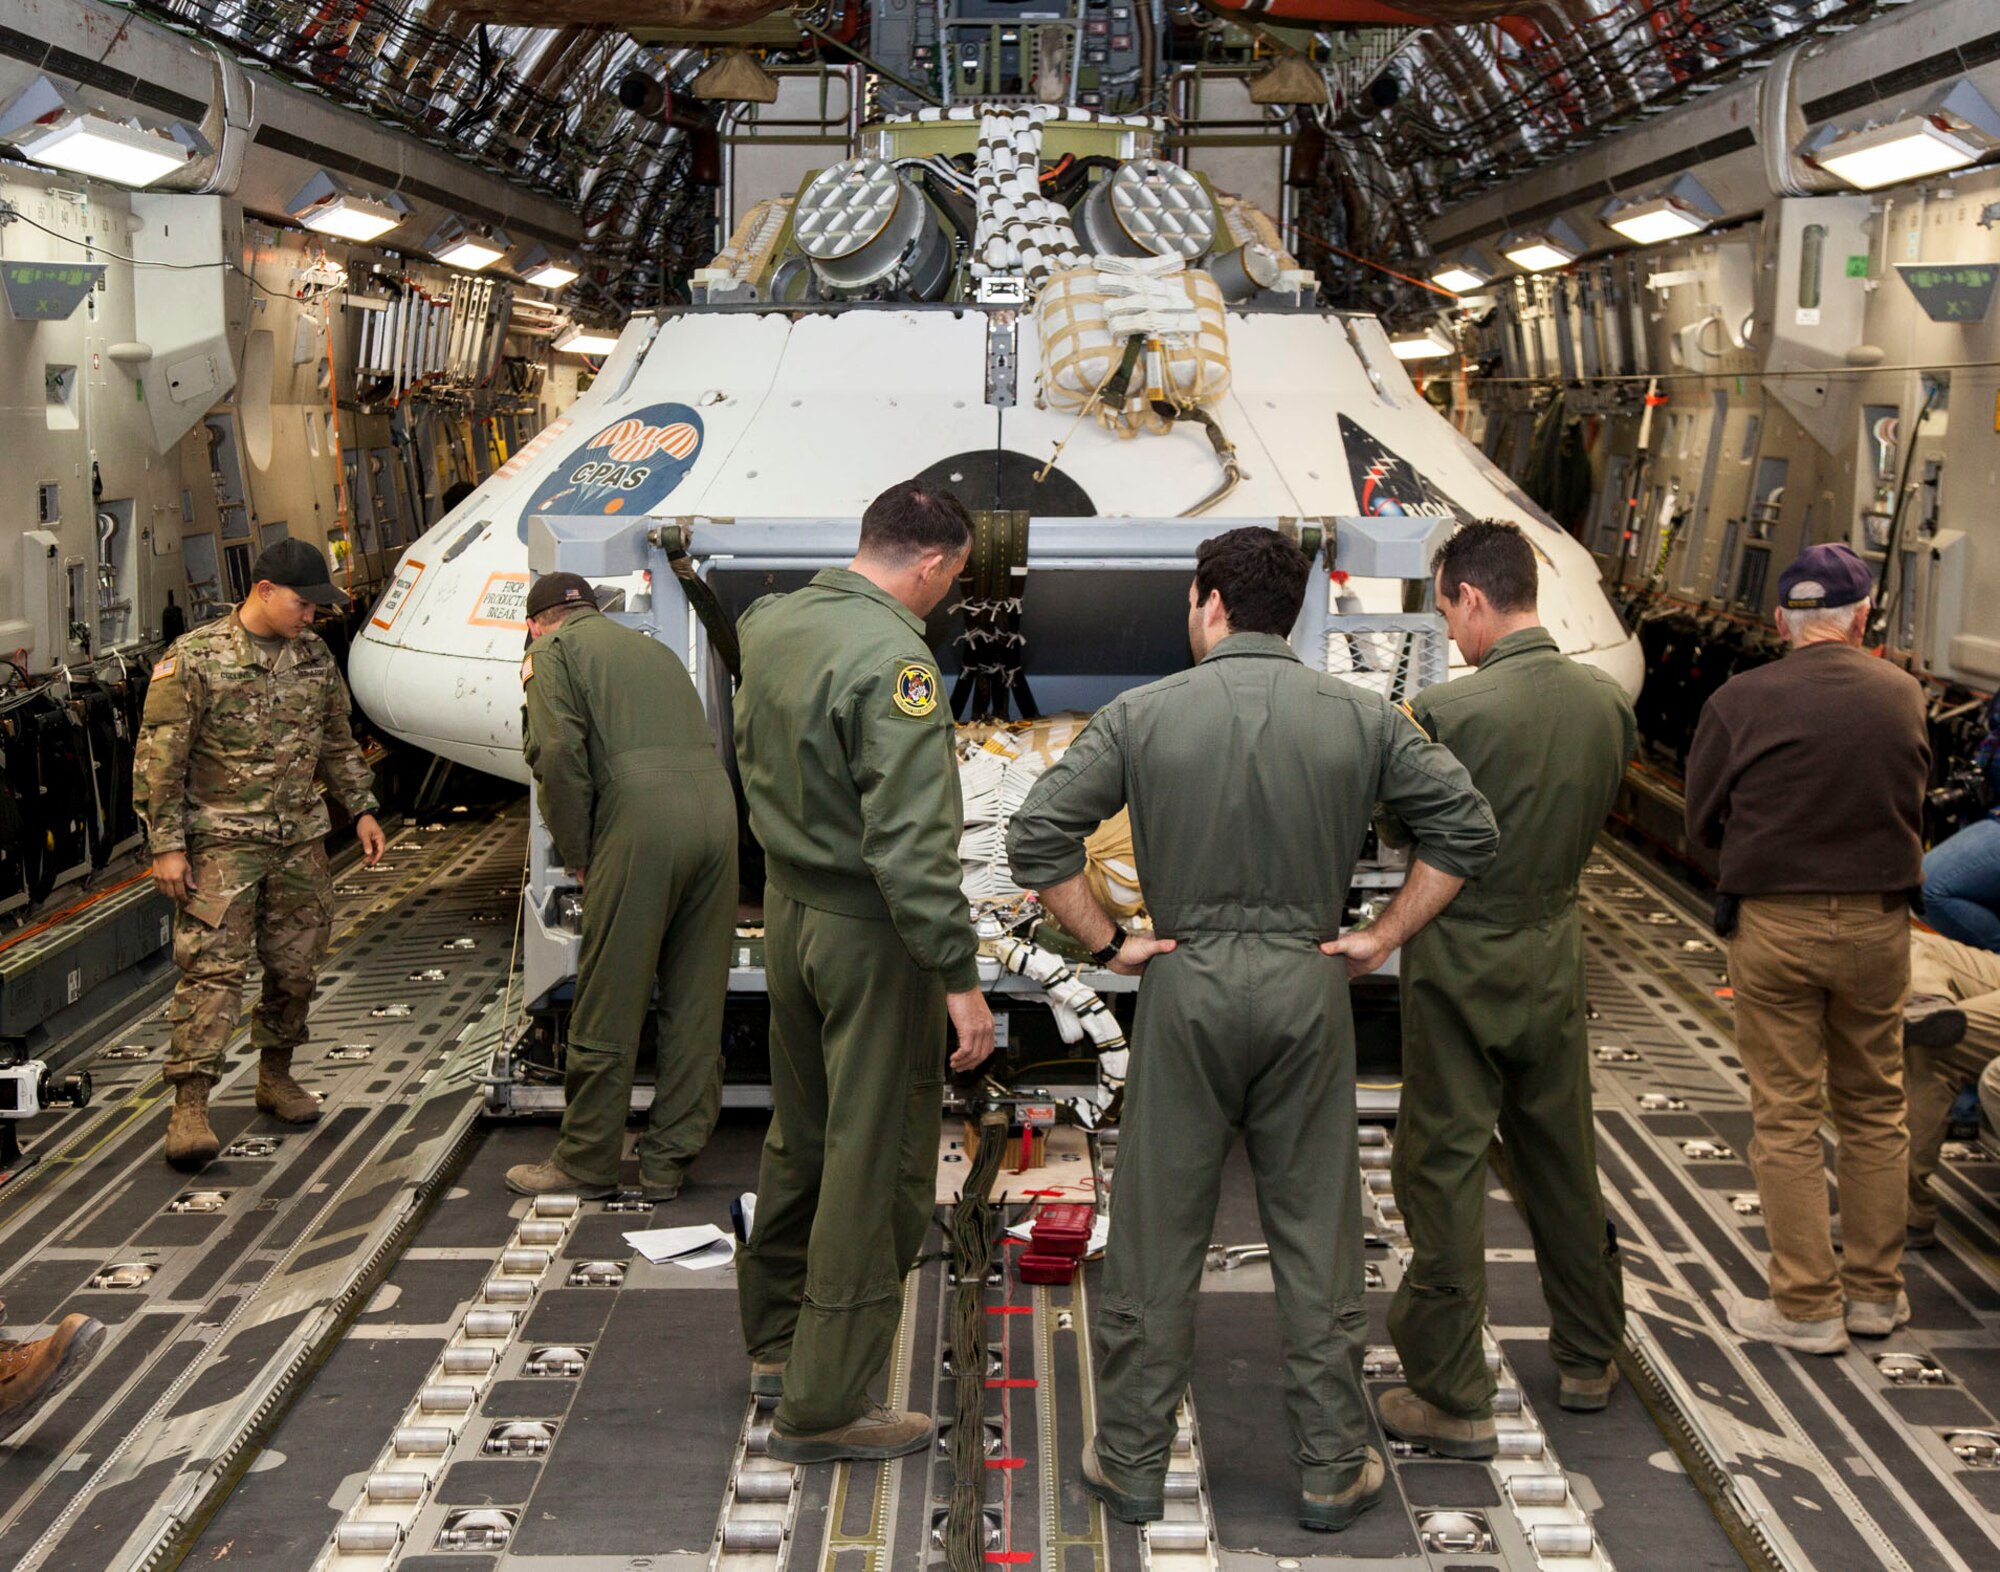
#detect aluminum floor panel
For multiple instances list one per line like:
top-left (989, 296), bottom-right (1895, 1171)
top-left (0, 809), bottom-right (529, 1572)
top-left (1581, 839), bottom-right (2000, 1572)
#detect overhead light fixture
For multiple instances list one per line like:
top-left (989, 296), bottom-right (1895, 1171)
top-left (555, 325), bottom-right (620, 356)
top-left (1603, 174), bottom-right (1722, 246)
top-left (429, 215), bottom-right (510, 271)
top-left (1810, 82), bottom-right (2000, 191)
top-left (517, 243), bottom-right (580, 290)
top-left (1389, 327), bottom-right (1453, 361)
top-left (285, 170), bottom-right (407, 242)
top-left (1501, 217), bottom-right (1585, 273)
top-left (0, 75), bottom-right (197, 188)
top-left (1428, 248), bottom-right (1495, 294)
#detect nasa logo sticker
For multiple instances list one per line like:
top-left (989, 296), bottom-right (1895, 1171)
top-left (893, 665), bottom-right (938, 717)
top-left (517, 403), bottom-right (705, 540)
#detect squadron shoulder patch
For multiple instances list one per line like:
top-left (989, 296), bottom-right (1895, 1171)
top-left (152, 657), bottom-right (177, 680)
top-left (892, 664), bottom-right (938, 718)
top-left (1396, 699), bottom-right (1432, 741)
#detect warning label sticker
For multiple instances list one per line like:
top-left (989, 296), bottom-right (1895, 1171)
top-left (493, 416), bottom-right (573, 484)
top-left (468, 571), bottom-right (531, 629)
top-left (370, 558), bottom-right (425, 631)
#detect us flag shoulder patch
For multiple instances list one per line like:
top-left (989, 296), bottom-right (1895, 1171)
top-left (520, 652), bottom-right (535, 682)
top-left (152, 657), bottom-right (178, 680)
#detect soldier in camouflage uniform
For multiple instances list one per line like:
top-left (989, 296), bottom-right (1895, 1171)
top-left (135, 539), bottom-right (386, 1170)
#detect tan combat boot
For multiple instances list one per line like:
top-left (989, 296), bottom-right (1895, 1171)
top-left (164, 1076), bottom-right (221, 1171)
top-left (1300, 1445), bottom-right (1385, 1532)
top-left (0, 1313), bottom-right (106, 1439)
top-left (768, 1403), bottom-right (934, 1464)
top-left (1376, 1385), bottom-right (1498, 1459)
top-left (255, 1048), bottom-right (323, 1124)
top-left (750, 1359), bottom-right (787, 1399)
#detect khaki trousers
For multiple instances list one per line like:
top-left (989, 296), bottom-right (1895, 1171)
top-left (1729, 895), bottom-right (1909, 1320)
top-left (1905, 927), bottom-right (2000, 1229)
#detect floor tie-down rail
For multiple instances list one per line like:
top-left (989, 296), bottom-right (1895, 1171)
top-left (0, 810), bottom-right (528, 1572)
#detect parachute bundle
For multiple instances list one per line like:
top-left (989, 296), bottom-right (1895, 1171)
top-left (1036, 260), bottom-right (1230, 438)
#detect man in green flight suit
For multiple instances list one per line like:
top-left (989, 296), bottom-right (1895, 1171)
top-left (508, 572), bottom-right (737, 1201)
top-left (135, 539), bottom-right (387, 1170)
top-left (1375, 520), bottom-right (1637, 1458)
top-left (1007, 528), bottom-right (1499, 1533)
top-left (734, 480), bottom-right (996, 1464)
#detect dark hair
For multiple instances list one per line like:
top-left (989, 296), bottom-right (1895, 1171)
top-left (1433, 519), bottom-right (1538, 613)
top-left (1193, 528), bottom-right (1310, 636)
top-left (857, 479), bottom-right (974, 563)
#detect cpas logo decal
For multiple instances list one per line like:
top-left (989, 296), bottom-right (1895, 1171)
top-left (517, 403), bottom-right (705, 540)
top-left (1340, 414), bottom-right (1473, 524)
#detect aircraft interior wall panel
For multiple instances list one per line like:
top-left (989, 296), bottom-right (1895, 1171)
top-left (0, 173), bottom-right (182, 667)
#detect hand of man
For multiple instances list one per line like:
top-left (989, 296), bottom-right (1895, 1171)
top-left (151, 851), bottom-right (194, 905)
top-left (355, 814), bottom-right (387, 866)
top-left (573, 867), bottom-right (587, 891)
top-left (1108, 934), bottom-right (1177, 977)
top-left (1320, 928), bottom-right (1392, 980)
top-left (946, 987), bottom-right (996, 1074)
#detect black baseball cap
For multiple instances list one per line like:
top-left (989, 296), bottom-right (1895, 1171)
top-left (252, 538), bottom-right (346, 606)
top-left (526, 572), bottom-right (600, 619)
top-left (1775, 542), bottom-right (1873, 610)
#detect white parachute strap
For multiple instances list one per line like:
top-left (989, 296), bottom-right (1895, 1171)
top-left (970, 104), bottom-right (1086, 289)
top-left (990, 933), bottom-right (1129, 1130)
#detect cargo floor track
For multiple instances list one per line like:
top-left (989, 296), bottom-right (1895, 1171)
top-left (1, 821), bottom-right (1995, 1571)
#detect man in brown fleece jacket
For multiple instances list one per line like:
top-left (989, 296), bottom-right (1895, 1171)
top-left (1687, 542), bottom-right (1929, 1355)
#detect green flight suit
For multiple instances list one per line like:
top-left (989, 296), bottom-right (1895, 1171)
top-left (1385, 626), bottom-right (1636, 1418)
top-left (1006, 632), bottom-right (1499, 1498)
top-left (522, 605), bottom-right (737, 1191)
top-left (732, 568), bottom-right (981, 1436)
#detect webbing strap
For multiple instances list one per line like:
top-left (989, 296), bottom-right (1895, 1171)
top-left (950, 510), bottom-right (1037, 723)
top-left (662, 539), bottom-right (742, 685)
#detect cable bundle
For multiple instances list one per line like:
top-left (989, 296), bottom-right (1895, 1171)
top-left (944, 1108), bottom-right (1010, 1572)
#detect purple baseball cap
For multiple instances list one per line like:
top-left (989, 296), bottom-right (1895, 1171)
top-left (1775, 542), bottom-right (1873, 610)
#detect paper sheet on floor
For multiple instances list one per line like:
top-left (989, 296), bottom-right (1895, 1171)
top-left (623, 1222), bottom-right (736, 1270)
top-left (1004, 1213), bottom-right (1111, 1255)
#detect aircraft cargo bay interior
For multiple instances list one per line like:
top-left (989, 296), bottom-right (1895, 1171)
top-left (1, 3), bottom-right (1999, 1571)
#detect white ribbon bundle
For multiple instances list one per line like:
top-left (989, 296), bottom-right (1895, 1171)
top-left (990, 935), bottom-right (1129, 1127)
top-left (970, 105), bottom-right (1086, 287)
top-left (1095, 253), bottom-right (1202, 341)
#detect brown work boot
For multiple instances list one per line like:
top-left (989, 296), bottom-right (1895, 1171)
top-left (504, 1160), bottom-right (615, 1200)
top-left (1377, 1385), bottom-right (1498, 1460)
top-left (254, 1049), bottom-right (322, 1124)
top-left (750, 1359), bottom-right (787, 1399)
top-left (1300, 1446), bottom-right (1385, 1531)
top-left (767, 1402), bottom-right (934, 1464)
top-left (0, 1314), bottom-right (106, 1440)
top-left (1080, 1438), bottom-right (1164, 1523)
top-left (1558, 1360), bottom-right (1621, 1412)
top-left (164, 1076), bottom-right (221, 1171)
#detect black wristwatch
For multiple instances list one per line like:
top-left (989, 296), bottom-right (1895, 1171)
top-left (1090, 926), bottom-right (1129, 967)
